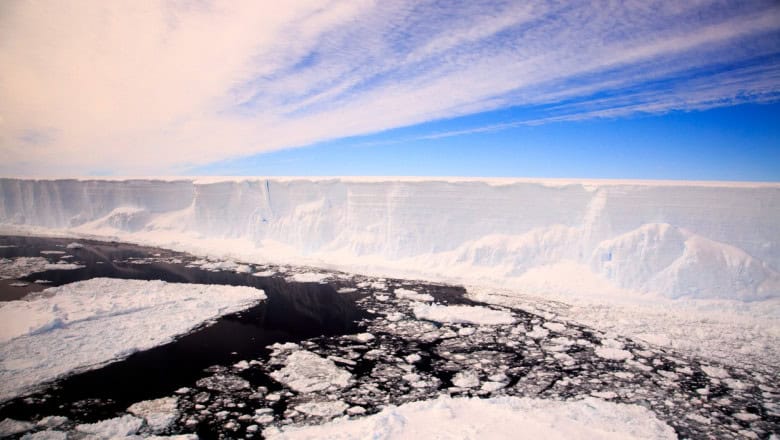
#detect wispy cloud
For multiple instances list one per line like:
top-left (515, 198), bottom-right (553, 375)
top-left (1, 0), bottom-right (779, 175)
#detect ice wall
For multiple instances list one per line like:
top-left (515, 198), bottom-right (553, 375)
top-left (1, 177), bottom-right (778, 301)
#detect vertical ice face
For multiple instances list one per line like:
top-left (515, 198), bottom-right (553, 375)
top-left (0, 177), bottom-right (778, 300)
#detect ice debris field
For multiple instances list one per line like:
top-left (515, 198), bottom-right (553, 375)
top-left (0, 177), bottom-right (778, 439)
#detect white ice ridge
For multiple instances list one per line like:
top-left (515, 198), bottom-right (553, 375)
top-left (0, 278), bottom-right (265, 402)
top-left (265, 394), bottom-right (676, 440)
top-left (0, 177), bottom-right (777, 302)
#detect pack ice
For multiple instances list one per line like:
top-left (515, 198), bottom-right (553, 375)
top-left (0, 177), bottom-right (778, 301)
top-left (0, 278), bottom-right (266, 402)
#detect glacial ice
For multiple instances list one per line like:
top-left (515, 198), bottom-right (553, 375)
top-left (0, 177), bottom-right (777, 301)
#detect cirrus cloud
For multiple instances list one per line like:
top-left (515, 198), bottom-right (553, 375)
top-left (1, 0), bottom-right (779, 175)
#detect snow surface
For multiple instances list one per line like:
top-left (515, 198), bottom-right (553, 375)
top-left (413, 304), bottom-right (516, 325)
top-left (265, 394), bottom-right (676, 440)
top-left (0, 278), bottom-right (265, 401)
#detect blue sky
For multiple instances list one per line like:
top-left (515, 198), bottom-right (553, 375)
top-left (1, 1), bottom-right (779, 179)
top-left (195, 102), bottom-right (780, 181)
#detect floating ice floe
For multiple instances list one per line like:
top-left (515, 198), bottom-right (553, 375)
top-left (265, 395), bottom-right (676, 439)
top-left (0, 278), bottom-right (265, 401)
top-left (270, 350), bottom-right (352, 393)
top-left (0, 418), bottom-right (35, 437)
top-left (288, 272), bottom-right (330, 283)
top-left (127, 397), bottom-right (179, 433)
top-left (21, 430), bottom-right (67, 440)
top-left (75, 414), bottom-right (144, 438)
top-left (413, 304), bottom-right (515, 325)
top-left (0, 257), bottom-right (84, 280)
top-left (65, 242), bottom-right (84, 249)
top-left (294, 401), bottom-right (349, 418)
top-left (394, 288), bottom-right (433, 302)
top-left (594, 339), bottom-right (633, 361)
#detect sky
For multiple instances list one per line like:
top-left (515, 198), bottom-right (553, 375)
top-left (1, 0), bottom-right (779, 180)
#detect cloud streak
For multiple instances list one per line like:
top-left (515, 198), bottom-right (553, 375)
top-left (1, 0), bottom-right (779, 175)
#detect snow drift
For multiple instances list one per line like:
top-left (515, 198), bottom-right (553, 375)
top-left (0, 177), bottom-right (778, 301)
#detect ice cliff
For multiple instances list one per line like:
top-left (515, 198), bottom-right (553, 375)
top-left (1, 177), bottom-right (778, 301)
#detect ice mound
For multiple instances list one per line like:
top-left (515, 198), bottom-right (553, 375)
top-left (0, 278), bottom-right (266, 401)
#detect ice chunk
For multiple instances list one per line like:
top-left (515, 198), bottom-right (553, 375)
top-left (75, 414), bottom-right (143, 437)
top-left (526, 326), bottom-right (549, 339)
top-left (270, 351), bottom-right (352, 393)
top-left (196, 374), bottom-right (250, 393)
top-left (394, 288), bottom-right (433, 302)
top-left (294, 401), bottom-right (349, 418)
top-left (36, 416), bottom-right (67, 429)
top-left (354, 333), bottom-right (375, 343)
top-left (21, 431), bottom-right (67, 440)
top-left (0, 418), bottom-right (34, 437)
top-left (542, 322), bottom-right (566, 332)
top-left (288, 272), bottom-right (329, 283)
top-left (595, 347), bottom-right (633, 361)
top-left (413, 304), bottom-right (515, 325)
top-left (0, 257), bottom-right (84, 280)
top-left (452, 370), bottom-right (480, 388)
top-left (65, 242), bottom-right (84, 249)
top-left (127, 397), bottom-right (179, 433)
top-left (701, 365), bottom-right (729, 379)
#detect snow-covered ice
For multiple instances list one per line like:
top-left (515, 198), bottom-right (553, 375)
top-left (127, 397), bottom-right (179, 433)
top-left (287, 272), bottom-right (329, 283)
top-left (413, 304), bottom-right (515, 325)
top-left (293, 400), bottom-right (349, 418)
top-left (0, 278), bottom-right (265, 401)
top-left (265, 395), bottom-right (676, 439)
top-left (269, 350), bottom-right (352, 393)
top-left (74, 414), bottom-right (143, 437)
top-left (0, 418), bottom-right (35, 437)
top-left (394, 288), bottom-right (433, 302)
